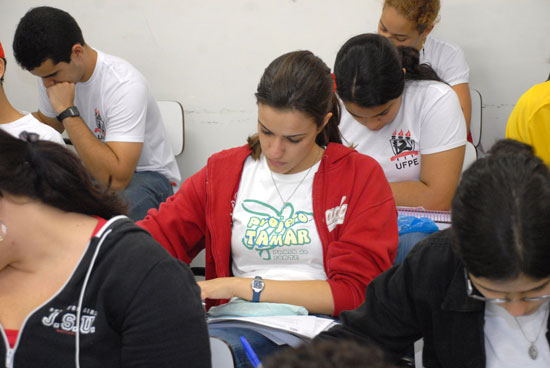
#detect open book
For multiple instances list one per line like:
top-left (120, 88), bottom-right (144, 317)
top-left (397, 206), bottom-right (451, 223)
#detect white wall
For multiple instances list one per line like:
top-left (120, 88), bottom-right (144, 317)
top-left (2, 0), bottom-right (550, 181)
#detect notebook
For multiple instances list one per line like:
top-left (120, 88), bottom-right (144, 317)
top-left (397, 206), bottom-right (452, 223)
top-left (208, 315), bottom-right (338, 346)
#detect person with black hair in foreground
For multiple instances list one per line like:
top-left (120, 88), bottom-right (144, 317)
top-left (317, 139), bottom-right (550, 368)
top-left (263, 339), bottom-right (397, 368)
top-left (0, 129), bottom-right (210, 367)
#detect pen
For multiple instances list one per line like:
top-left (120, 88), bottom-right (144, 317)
top-left (240, 336), bottom-right (262, 368)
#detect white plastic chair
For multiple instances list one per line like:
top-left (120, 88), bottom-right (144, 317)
top-left (210, 337), bottom-right (235, 368)
top-left (414, 338), bottom-right (425, 367)
top-left (469, 88), bottom-right (484, 155)
top-left (462, 141), bottom-right (478, 173)
top-left (157, 100), bottom-right (185, 156)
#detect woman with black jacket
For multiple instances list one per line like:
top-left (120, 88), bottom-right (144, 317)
top-left (0, 130), bottom-right (210, 368)
top-left (318, 139), bottom-right (550, 368)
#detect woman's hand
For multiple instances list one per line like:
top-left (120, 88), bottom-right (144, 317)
top-left (197, 277), bottom-right (249, 300)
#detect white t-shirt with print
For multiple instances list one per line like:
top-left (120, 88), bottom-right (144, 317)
top-left (38, 49), bottom-right (181, 185)
top-left (420, 35), bottom-right (470, 86)
top-left (484, 301), bottom-right (550, 367)
top-left (231, 154), bottom-right (327, 281)
top-left (0, 114), bottom-right (66, 145)
top-left (339, 80), bottom-right (467, 183)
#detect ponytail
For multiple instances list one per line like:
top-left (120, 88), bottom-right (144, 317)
top-left (397, 46), bottom-right (443, 83)
top-left (334, 33), bottom-right (446, 108)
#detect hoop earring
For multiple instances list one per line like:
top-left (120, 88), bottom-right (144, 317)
top-left (0, 219), bottom-right (6, 242)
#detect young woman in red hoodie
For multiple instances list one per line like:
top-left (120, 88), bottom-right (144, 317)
top-left (139, 50), bottom-right (398, 366)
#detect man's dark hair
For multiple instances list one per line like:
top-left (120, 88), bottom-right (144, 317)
top-left (13, 6), bottom-right (85, 70)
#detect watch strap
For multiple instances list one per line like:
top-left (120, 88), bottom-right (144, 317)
top-left (251, 276), bottom-right (264, 303)
top-left (56, 106), bottom-right (80, 122)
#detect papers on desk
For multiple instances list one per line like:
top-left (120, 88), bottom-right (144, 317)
top-left (397, 206), bottom-right (451, 224)
top-left (208, 315), bottom-right (338, 347)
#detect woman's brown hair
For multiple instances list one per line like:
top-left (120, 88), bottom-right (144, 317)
top-left (248, 50), bottom-right (341, 158)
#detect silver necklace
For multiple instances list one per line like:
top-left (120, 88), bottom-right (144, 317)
top-left (268, 149), bottom-right (321, 206)
top-left (513, 304), bottom-right (549, 360)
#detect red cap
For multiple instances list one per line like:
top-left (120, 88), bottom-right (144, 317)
top-left (0, 42), bottom-right (4, 59)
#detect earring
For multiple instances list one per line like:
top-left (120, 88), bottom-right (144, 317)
top-left (0, 219), bottom-right (6, 242)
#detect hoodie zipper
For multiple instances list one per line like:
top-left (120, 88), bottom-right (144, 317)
top-left (4, 348), bottom-right (13, 368)
top-left (0, 217), bottom-right (124, 368)
top-left (0, 328), bottom-right (14, 368)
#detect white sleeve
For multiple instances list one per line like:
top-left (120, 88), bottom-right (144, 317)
top-left (38, 80), bottom-right (56, 118)
top-left (103, 81), bottom-right (148, 143)
top-left (43, 130), bottom-right (67, 146)
top-left (419, 84), bottom-right (467, 155)
top-left (440, 47), bottom-right (470, 86)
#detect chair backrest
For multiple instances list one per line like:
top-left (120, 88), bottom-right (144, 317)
top-left (209, 337), bottom-right (235, 368)
top-left (469, 88), bottom-right (483, 148)
top-left (462, 141), bottom-right (478, 173)
top-left (157, 100), bottom-right (185, 156)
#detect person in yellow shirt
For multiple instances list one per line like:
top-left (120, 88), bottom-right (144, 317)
top-left (506, 81), bottom-right (550, 165)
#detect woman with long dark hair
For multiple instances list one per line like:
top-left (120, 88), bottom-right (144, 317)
top-left (334, 33), bottom-right (466, 263)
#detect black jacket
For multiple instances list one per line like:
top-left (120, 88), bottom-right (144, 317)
top-left (317, 229), bottom-right (550, 368)
top-left (0, 216), bottom-right (211, 368)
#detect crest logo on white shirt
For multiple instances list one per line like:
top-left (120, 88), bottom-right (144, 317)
top-left (389, 130), bottom-right (420, 169)
top-left (325, 196), bottom-right (348, 232)
top-left (94, 108), bottom-right (106, 141)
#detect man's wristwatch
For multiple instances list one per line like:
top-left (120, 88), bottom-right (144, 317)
top-left (56, 106), bottom-right (80, 122)
top-left (251, 276), bottom-right (264, 303)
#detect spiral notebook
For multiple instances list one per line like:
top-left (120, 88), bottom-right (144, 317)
top-left (397, 206), bottom-right (452, 223)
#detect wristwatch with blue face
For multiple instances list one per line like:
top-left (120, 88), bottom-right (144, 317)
top-left (251, 276), bottom-right (264, 303)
